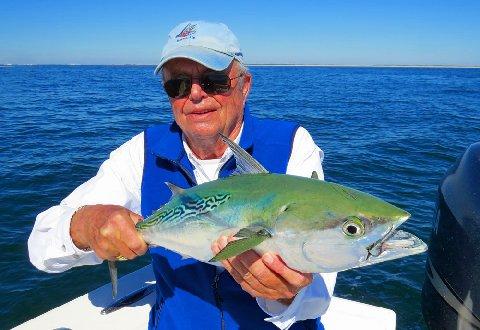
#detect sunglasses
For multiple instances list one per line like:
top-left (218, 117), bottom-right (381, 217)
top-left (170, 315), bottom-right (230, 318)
top-left (163, 72), bottom-right (244, 98)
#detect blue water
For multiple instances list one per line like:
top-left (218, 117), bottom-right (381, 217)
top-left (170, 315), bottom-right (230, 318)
top-left (1, 65), bottom-right (479, 329)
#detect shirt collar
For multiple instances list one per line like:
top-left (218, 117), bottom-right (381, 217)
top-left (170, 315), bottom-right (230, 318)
top-left (183, 124), bottom-right (243, 166)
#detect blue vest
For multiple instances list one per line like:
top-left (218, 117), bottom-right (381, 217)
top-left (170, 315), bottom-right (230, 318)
top-left (141, 107), bottom-right (323, 329)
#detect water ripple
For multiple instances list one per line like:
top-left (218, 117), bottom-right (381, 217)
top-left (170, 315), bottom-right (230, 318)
top-left (1, 66), bottom-right (479, 329)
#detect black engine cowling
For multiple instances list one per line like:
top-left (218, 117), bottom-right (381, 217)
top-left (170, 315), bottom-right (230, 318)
top-left (422, 142), bottom-right (480, 329)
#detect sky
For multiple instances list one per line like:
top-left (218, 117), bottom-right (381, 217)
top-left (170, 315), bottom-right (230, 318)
top-left (1, 0), bottom-right (479, 66)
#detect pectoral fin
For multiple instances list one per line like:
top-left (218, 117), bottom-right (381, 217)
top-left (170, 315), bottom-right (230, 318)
top-left (234, 226), bottom-right (271, 238)
top-left (209, 228), bottom-right (272, 262)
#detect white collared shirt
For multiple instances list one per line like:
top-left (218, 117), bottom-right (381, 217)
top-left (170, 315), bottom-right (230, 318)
top-left (28, 126), bottom-right (337, 330)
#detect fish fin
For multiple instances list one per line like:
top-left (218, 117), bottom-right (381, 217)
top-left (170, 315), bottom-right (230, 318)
top-left (331, 184), bottom-right (358, 201)
top-left (231, 168), bottom-right (245, 176)
top-left (234, 225), bottom-right (270, 238)
top-left (108, 260), bottom-right (118, 299)
top-left (209, 227), bottom-right (272, 262)
top-left (311, 171), bottom-right (319, 180)
top-left (219, 132), bottom-right (269, 174)
top-left (165, 182), bottom-right (185, 196)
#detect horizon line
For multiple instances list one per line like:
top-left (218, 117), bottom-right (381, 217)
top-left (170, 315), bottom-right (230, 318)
top-left (1, 63), bottom-right (479, 69)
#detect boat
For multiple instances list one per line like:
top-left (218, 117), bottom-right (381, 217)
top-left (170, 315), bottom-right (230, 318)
top-left (15, 264), bottom-right (396, 329)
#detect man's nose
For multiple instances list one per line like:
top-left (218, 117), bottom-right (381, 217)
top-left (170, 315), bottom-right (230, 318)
top-left (189, 79), bottom-right (207, 101)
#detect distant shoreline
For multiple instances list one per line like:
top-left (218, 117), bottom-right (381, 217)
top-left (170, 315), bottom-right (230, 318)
top-left (1, 63), bottom-right (479, 69)
top-left (249, 64), bottom-right (480, 69)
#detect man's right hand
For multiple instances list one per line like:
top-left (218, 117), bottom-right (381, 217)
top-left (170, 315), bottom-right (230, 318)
top-left (70, 205), bottom-right (148, 261)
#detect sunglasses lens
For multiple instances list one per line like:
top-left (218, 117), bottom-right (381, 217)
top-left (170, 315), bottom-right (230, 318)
top-left (164, 78), bottom-right (191, 98)
top-left (202, 73), bottom-right (231, 94)
top-left (163, 73), bottom-right (235, 98)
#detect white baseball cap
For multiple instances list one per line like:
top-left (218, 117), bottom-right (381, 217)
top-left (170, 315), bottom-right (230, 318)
top-left (154, 21), bottom-right (244, 74)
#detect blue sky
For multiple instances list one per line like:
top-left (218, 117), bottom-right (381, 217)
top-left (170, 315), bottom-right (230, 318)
top-left (1, 0), bottom-right (479, 66)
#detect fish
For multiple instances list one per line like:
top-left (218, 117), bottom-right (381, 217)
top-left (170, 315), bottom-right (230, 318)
top-left (107, 133), bottom-right (427, 300)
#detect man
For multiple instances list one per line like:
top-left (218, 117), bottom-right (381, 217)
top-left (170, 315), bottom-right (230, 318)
top-left (28, 21), bottom-right (337, 329)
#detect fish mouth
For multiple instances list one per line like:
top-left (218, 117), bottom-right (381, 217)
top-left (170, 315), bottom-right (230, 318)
top-left (363, 228), bottom-right (427, 266)
top-left (366, 225), bottom-right (396, 259)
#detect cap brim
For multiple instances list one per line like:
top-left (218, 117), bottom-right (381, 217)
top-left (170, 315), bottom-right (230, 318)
top-left (154, 46), bottom-right (234, 75)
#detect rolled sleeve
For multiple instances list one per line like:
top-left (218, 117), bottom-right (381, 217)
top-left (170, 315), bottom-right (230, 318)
top-left (28, 132), bottom-right (144, 273)
top-left (28, 205), bottom-right (102, 273)
top-left (256, 273), bottom-right (337, 329)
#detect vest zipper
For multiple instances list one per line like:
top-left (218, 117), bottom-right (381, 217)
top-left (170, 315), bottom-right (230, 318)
top-left (168, 159), bottom-right (197, 186)
top-left (212, 271), bottom-right (225, 330)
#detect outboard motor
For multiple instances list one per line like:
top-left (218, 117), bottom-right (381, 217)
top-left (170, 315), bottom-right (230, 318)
top-left (422, 142), bottom-right (480, 329)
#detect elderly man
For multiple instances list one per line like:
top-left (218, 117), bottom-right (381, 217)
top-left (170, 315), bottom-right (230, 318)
top-left (28, 21), bottom-right (336, 329)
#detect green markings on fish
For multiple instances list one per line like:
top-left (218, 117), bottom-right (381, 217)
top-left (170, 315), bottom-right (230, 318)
top-left (107, 132), bottom-right (427, 299)
top-left (137, 192), bottom-right (231, 229)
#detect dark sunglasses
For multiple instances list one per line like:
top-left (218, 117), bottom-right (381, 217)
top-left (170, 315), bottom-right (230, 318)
top-left (163, 72), bottom-right (244, 98)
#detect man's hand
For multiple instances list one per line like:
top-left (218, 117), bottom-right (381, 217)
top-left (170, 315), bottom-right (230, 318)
top-left (212, 236), bottom-right (313, 305)
top-left (70, 204), bottom-right (148, 261)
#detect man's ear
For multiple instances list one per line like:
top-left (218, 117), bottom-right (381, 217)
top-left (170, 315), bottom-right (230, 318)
top-left (242, 73), bottom-right (252, 99)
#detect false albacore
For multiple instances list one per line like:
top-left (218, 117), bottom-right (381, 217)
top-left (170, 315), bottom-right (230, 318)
top-left (107, 133), bottom-right (427, 299)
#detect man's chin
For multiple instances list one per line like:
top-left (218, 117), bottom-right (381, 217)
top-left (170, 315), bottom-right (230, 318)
top-left (182, 124), bottom-right (222, 140)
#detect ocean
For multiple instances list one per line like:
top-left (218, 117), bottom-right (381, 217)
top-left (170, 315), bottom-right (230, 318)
top-left (1, 65), bottom-right (479, 329)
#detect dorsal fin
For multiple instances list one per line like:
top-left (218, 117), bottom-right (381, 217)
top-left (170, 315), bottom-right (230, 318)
top-left (311, 171), bottom-right (319, 180)
top-left (219, 132), bottom-right (268, 174)
top-left (165, 182), bottom-right (185, 196)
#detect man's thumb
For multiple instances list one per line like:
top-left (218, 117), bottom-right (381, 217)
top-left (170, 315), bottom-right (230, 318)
top-left (128, 211), bottom-right (144, 225)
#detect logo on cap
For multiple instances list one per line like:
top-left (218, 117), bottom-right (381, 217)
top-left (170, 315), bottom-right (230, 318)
top-left (176, 23), bottom-right (197, 41)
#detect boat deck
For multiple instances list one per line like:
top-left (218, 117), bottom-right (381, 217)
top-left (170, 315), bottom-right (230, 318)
top-left (15, 265), bottom-right (396, 329)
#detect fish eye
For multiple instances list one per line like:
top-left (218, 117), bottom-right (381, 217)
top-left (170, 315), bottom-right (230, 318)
top-left (342, 216), bottom-right (366, 237)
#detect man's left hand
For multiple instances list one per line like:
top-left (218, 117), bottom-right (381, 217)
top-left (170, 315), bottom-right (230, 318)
top-left (212, 236), bottom-right (313, 305)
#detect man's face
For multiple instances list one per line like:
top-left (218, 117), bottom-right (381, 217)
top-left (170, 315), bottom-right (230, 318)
top-left (162, 58), bottom-right (251, 141)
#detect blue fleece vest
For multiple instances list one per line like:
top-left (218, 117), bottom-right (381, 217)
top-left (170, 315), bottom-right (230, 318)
top-left (141, 107), bottom-right (323, 329)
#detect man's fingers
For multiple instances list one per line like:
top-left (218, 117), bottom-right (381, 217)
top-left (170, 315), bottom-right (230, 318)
top-left (128, 233), bottom-right (148, 256)
top-left (110, 239), bottom-right (137, 260)
top-left (221, 257), bottom-right (271, 299)
top-left (121, 224), bottom-right (148, 256)
top-left (99, 225), bottom-right (113, 238)
top-left (220, 235), bottom-right (230, 248)
top-left (214, 236), bottom-right (287, 299)
top-left (212, 235), bottom-right (308, 300)
top-left (221, 236), bottom-right (292, 294)
top-left (91, 209), bottom-right (147, 260)
top-left (213, 237), bottom-right (268, 296)
top-left (236, 250), bottom-right (293, 292)
top-left (262, 253), bottom-right (313, 288)
top-left (229, 252), bottom-right (283, 298)
top-left (90, 231), bottom-right (116, 260)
